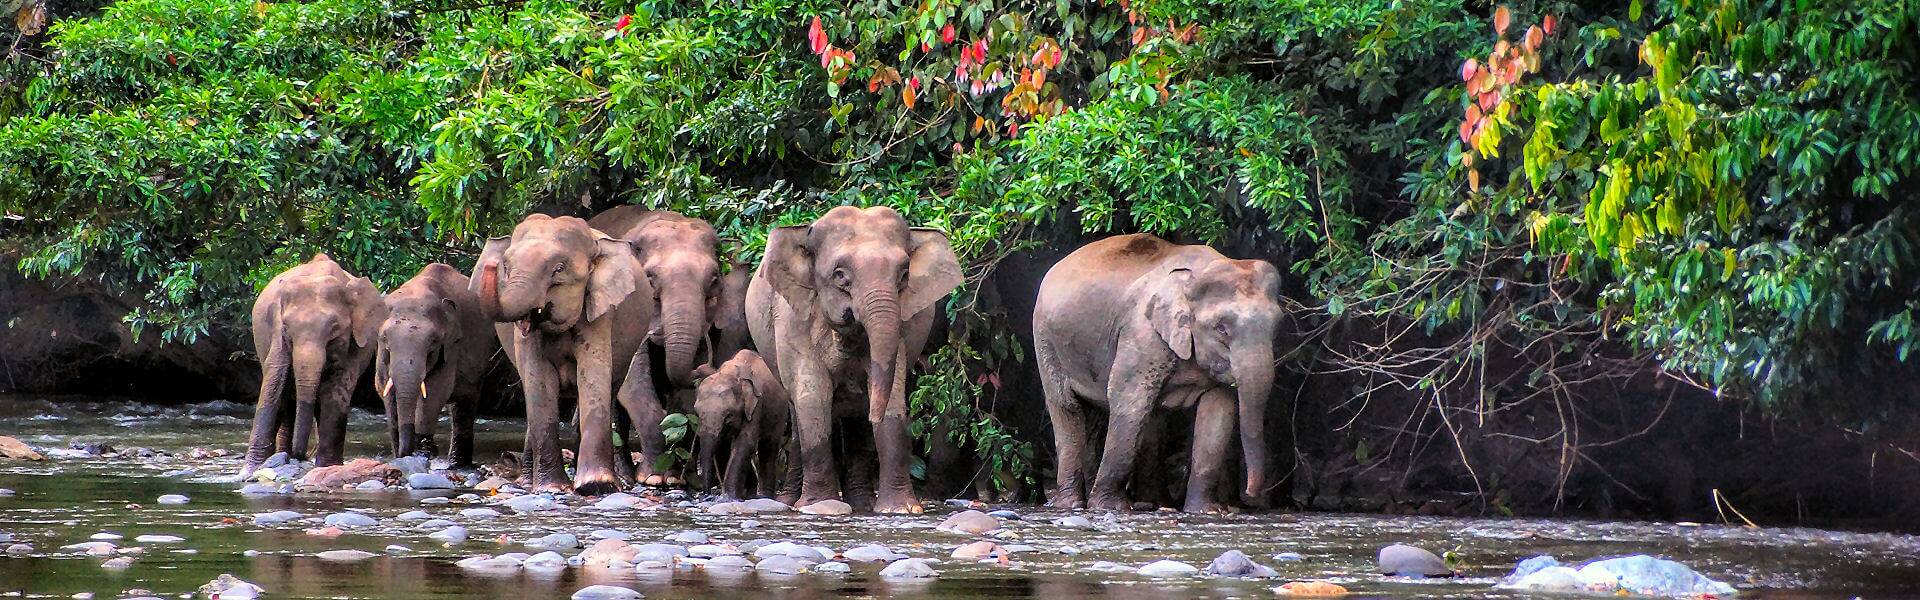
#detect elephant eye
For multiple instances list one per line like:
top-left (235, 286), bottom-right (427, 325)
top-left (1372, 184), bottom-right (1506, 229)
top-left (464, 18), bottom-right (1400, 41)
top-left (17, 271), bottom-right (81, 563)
top-left (1214, 322), bottom-right (1230, 338)
top-left (552, 262), bottom-right (566, 274)
top-left (831, 268), bottom-right (850, 287)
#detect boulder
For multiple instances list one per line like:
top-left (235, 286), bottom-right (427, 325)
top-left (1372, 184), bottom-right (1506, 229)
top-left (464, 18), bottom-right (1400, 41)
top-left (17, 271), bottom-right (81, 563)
top-left (428, 525), bottom-right (469, 543)
top-left (387, 456), bottom-right (430, 476)
top-left (1051, 515), bottom-right (1094, 529)
top-left (937, 510), bottom-right (1001, 535)
top-left (671, 530), bottom-right (709, 544)
top-left (1376, 544), bottom-right (1451, 577)
top-left (197, 575), bottom-right (264, 599)
top-left (299, 459), bottom-right (400, 488)
top-left (743, 498), bottom-right (791, 513)
top-left (843, 544), bottom-right (903, 562)
top-left (396, 511), bottom-right (432, 521)
top-left (815, 561), bottom-right (850, 574)
top-left (1205, 550), bottom-right (1279, 578)
top-left (522, 551), bottom-right (567, 568)
top-left (1137, 560), bottom-right (1200, 577)
top-left (503, 494), bottom-right (559, 513)
top-left (0, 436), bottom-right (44, 460)
top-left (798, 500), bottom-right (853, 515)
top-left (323, 512), bottom-right (377, 529)
top-left (526, 533), bottom-right (580, 549)
top-left (631, 543), bottom-right (688, 564)
top-left (756, 555), bottom-right (808, 575)
top-left (581, 539), bottom-right (639, 566)
top-left (950, 541), bottom-right (1004, 560)
top-left (407, 472), bottom-right (457, 490)
top-left (879, 558), bottom-right (939, 578)
top-left (1555, 555), bottom-right (1737, 598)
top-left (571, 585), bottom-right (642, 600)
top-left (706, 555), bottom-right (753, 569)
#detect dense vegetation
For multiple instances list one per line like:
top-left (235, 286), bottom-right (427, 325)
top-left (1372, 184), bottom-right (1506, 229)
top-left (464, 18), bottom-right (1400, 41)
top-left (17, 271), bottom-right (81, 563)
top-left (3, 0), bottom-right (1916, 503)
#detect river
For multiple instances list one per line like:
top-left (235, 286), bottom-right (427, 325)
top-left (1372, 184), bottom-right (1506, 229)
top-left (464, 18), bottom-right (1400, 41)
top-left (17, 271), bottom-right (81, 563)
top-left (2, 396), bottom-right (1919, 599)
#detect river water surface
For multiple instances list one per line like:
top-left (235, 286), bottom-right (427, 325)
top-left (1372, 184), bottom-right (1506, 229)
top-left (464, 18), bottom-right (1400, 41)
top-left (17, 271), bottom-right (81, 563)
top-left (3, 396), bottom-right (1919, 599)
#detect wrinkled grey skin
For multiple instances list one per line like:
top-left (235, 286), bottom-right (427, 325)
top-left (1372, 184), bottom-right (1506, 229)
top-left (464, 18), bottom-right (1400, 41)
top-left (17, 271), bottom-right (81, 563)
top-left (692, 349), bottom-right (800, 502)
top-left (1033, 233), bottom-right (1283, 513)
top-left (473, 214), bottom-right (660, 495)
top-left (374, 263), bottom-right (495, 465)
top-left (242, 253), bottom-right (385, 477)
top-left (746, 206), bottom-right (964, 514)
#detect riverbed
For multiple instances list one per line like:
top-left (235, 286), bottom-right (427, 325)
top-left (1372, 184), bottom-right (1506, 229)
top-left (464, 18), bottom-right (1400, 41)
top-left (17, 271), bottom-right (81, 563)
top-left (3, 396), bottom-right (1919, 599)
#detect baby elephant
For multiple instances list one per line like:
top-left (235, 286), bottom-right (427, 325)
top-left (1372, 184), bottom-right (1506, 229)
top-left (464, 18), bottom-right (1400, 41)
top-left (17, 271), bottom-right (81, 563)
top-left (243, 253), bottom-right (385, 477)
top-left (692, 350), bottom-right (799, 502)
top-left (375, 263), bottom-right (497, 465)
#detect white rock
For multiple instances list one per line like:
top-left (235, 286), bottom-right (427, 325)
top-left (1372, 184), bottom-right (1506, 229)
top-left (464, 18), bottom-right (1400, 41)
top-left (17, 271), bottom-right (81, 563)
top-left (706, 554), bottom-right (753, 569)
top-left (1137, 560), bottom-right (1200, 577)
top-left (522, 551), bottom-right (567, 568)
top-left (814, 561), bottom-right (850, 573)
top-left (89, 532), bottom-right (123, 541)
top-left (503, 495), bottom-right (559, 513)
top-left (591, 529), bottom-right (631, 540)
top-left (385, 545), bottom-right (412, 554)
top-left (155, 495), bottom-right (190, 505)
top-left (753, 541), bottom-right (804, 558)
top-left (594, 493), bottom-right (642, 510)
top-left (672, 530), bottom-right (709, 544)
top-left (429, 525), bottom-right (469, 543)
top-left (355, 480), bottom-right (388, 491)
top-left (798, 500), bottom-right (852, 515)
top-left (396, 510), bottom-right (432, 521)
top-left (460, 508), bottom-right (502, 519)
top-left (323, 512), bottom-right (377, 528)
top-left (570, 585), bottom-right (643, 600)
top-left (687, 544), bottom-right (738, 558)
top-left (843, 544), bottom-right (902, 562)
top-left (134, 535), bottom-right (185, 544)
top-left (316, 550), bottom-right (378, 561)
top-left (756, 555), bottom-right (808, 574)
top-left (252, 511), bottom-right (302, 525)
top-left (880, 558), bottom-right (939, 578)
top-left (407, 472), bottom-right (456, 490)
top-left (526, 533), bottom-right (580, 549)
top-left (457, 555), bottom-right (522, 570)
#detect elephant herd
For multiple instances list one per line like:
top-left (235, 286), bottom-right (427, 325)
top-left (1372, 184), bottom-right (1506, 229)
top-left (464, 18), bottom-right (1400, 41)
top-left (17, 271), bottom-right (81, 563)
top-left (241, 205), bottom-right (1287, 514)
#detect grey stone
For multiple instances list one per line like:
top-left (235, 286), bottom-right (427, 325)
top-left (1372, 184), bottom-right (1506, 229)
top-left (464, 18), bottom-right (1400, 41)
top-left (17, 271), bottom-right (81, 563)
top-left (237, 483), bottom-right (287, 495)
top-left (798, 500), bottom-right (852, 515)
top-left (460, 507), bottom-right (502, 519)
top-left (527, 533), bottom-right (580, 549)
top-left (155, 494), bottom-right (190, 505)
top-left (1137, 560), bottom-right (1200, 577)
top-left (503, 494), bottom-right (559, 513)
top-left (631, 543), bottom-right (688, 564)
top-left (1377, 543), bottom-right (1451, 577)
top-left (252, 511), bottom-right (303, 525)
top-left (198, 574), bottom-right (264, 599)
top-left (428, 525), bottom-right (469, 543)
top-left (415, 519), bottom-right (457, 530)
top-left (671, 530), bottom-right (709, 544)
top-left (407, 473), bottom-right (457, 490)
top-left (814, 561), bottom-right (850, 573)
top-left (594, 493), bottom-right (642, 510)
top-left (323, 512), bottom-right (377, 528)
top-left (355, 480), bottom-right (388, 491)
top-left (1204, 550), bottom-right (1278, 578)
top-left (316, 550), bottom-right (378, 561)
top-left (687, 544), bottom-right (738, 558)
top-left (706, 555), bottom-right (753, 569)
top-left (987, 509), bottom-right (1021, 520)
top-left (388, 456), bottom-right (430, 476)
top-left (571, 585), bottom-right (642, 600)
top-left (739, 520), bottom-right (761, 530)
top-left (385, 545), bottom-right (412, 553)
top-left (396, 510), bottom-right (432, 521)
top-left (591, 529), bottom-right (631, 540)
top-left (1272, 552), bottom-right (1304, 562)
top-left (457, 555), bottom-right (522, 570)
top-left (133, 535), bottom-right (184, 544)
top-left (879, 558), bottom-right (939, 578)
top-left (89, 532), bottom-right (122, 541)
top-left (420, 496), bottom-right (452, 505)
top-left (1052, 515), bottom-right (1094, 529)
top-left (937, 510), bottom-right (1001, 535)
top-left (756, 555), bottom-right (808, 574)
top-left (522, 551), bottom-right (567, 568)
top-left (742, 498), bottom-right (791, 513)
top-left (843, 544), bottom-right (902, 562)
top-left (753, 541), bottom-right (805, 558)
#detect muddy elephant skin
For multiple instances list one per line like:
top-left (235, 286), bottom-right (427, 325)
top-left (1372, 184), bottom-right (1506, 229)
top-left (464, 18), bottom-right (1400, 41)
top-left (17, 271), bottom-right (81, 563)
top-left (373, 263), bottom-right (497, 465)
top-left (692, 349), bottom-right (800, 502)
top-left (242, 253), bottom-right (385, 477)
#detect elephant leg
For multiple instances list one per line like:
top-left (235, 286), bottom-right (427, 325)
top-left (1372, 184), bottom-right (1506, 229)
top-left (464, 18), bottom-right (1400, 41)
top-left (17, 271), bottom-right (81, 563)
top-left (787, 364), bottom-right (841, 508)
top-left (315, 386), bottom-right (349, 467)
top-left (1044, 398), bottom-right (1089, 509)
top-left (613, 343), bottom-right (667, 481)
top-left (724, 435), bottom-right (756, 500)
top-left (1184, 387), bottom-right (1237, 514)
top-left (754, 432), bottom-right (781, 500)
top-left (1131, 414), bottom-right (1169, 508)
top-left (775, 430), bottom-right (803, 506)
top-left (243, 369), bottom-right (288, 477)
top-left (381, 382), bottom-right (400, 458)
top-left (417, 364), bottom-right (459, 459)
top-left (573, 320), bottom-right (627, 496)
top-left (872, 415), bottom-right (920, 513)
top-left (840, 419), bottom-right (878, 511)
top-left (449, 393), bottom-right (477, 468)
top-left (517, 336), bottom-right (571, 491)
top-left (1089, 404), bottom-right (1152, 512)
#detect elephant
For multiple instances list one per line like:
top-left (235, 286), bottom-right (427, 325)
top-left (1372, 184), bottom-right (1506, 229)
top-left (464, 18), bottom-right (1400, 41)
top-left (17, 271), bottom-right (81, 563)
top-left (691, 349), bottom-right (799, 502)
top-left (586, 207), bottom-right (751, 474)
top-left (373, 262), bottom-right (496, 465)
top-left (242, 253), bottom-right (385, 477)
top-left (746, 205), bottom-right (964, 513)
top-left (471, 213), bottom-right (661, 495)
top-left (1031, 233), bottom-right (1283, 513)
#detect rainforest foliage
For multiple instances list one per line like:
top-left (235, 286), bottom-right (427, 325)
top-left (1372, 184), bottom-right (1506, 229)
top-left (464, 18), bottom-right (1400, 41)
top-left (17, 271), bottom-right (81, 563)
top-left (2, 0), bottom-right (1917, 492)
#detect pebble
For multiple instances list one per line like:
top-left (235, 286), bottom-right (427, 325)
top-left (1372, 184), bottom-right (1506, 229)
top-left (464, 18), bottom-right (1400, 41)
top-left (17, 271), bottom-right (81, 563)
top-left (571, 585), bottom-right (643, 600)
top-left (786, 546), bottom-right (830, 562)
top-left (503, 495), bottom-right (559, 513)
top-left (687, 544), bottom-right (736, 558)
top-left (407, 473), bottom-right (456, 490)
top-left (1138, 559), bottom-right (1201, 577)
top-left (133, 535), bottom-right (184, 544)
top-left (62, 542), bottom-right (117, 556)
top-left (154, 494), bottom-right (190, 505)
top-left (474, 476), bottom-right (512, 490)
top-left (987, 509), bottom-right (1022, 520)
top-left (6, 543), bottom-right (32, 554)
top-left (457, 555), bottom-right (523, 570)
top-left (590, 529), bottom-right (631, 540)
top-left (456, 493), bottom-right (482, 501)
top-left (242, 550), bottom-right (261, 557)
top-left (316, 550), bottom-right (378, 561)
top-left (756, 555), bottom-right (808, 574)
top-left (385, 545), bottom-right (412, 553)
top-left (842, 544), bottom-right (902, 562)
top-left (90, 532), bottom-right (123, 541)
top-left (594, 493), bottom-right (642, 510)
top-left (631, 543), bottom-right (688, 564)
top-left (1274, 581), bottom-right (1350, 596)
top-left (739, 520), bottom-right (761, 530)
top-left (1205, 550), bottom-right (1279, 578)
top-left (355, 480), bottom-right (388, 491)
top-left (415, 519), bottom-right (457, 530)
top-left (460, 508), bottom-right (502, 519)
top-left (937, 510), bottom-right (1002, 535)
top-left (706, 555), bottom-right (753, 569)
top-left (237, 483), bottom-right (288, 495)
top-left (798, 500), bottom-right (852, 515)
top-left (101, 556), bottom-right (135, 569)
top-left (197, 575), bottom-right (263, 599)
top-left (527, 533), bottom-right (580, 549)
top-left (814, 561), bottom-right (850, 573)
top-left (753, 541), bottom-right (805, 559)
top-left (323, 512), bottom-right (377, 528)
top-left (72, 593), bottom-right (92, 600)
top-left (951, 541), bottom-right (1004, 560)
top-left (671, 530), bottom-right (709, 544)
top-left (0, 488), bottom-right (14, 496)
top-left (388, 456), bottom-right (430, 476)
top-left (1272, 552), bottom-right (1305, 562)
top-left (880, 557), bottom-right (939, 578)
top-left (420, 497), bottom-right (452, 505)
top-left (633, 560), bottom-right (671, 571)
top-left (428, 525), bottom-right (469, 543)
top-left (522, 551), bottom-right (567, 568)
top-left (1377, 543), bottom-right (1451, 577)
top-left (1052, 515), bottom-right (1094, 529)
top-left (396, 510), bottom-right (432, 521)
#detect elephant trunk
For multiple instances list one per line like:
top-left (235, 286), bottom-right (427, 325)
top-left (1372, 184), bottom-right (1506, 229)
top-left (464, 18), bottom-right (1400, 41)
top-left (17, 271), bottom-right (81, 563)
top-left (388, 349), bottom-right (427, 457)
top-left (660, 288), bottom-right (706, 385)
top-left (694, 425), bottom-right (722, 493)
top-left (856, 285), bottom-right (903, 424)
top-left (477, 259), bottom-right (506, 322)
top-left (494, 266), bottom-right (550, 323)
top-left (290, 339), bottom-right (327, 461)
top-left (1232, 342), bottom-right (1275, 501)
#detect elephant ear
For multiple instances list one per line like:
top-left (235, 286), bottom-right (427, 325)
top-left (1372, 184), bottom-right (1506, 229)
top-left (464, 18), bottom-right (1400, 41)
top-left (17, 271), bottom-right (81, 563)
top-left (1149, 268), bottom-right (1196, 360)
top-left (587, 238), bottom-right (642, 323)
top-left (904, 228), bottom-right (964, 317)
top-left (762, 225), bottom-right (815, 308)
top-left (348, 276), bottom-right (385, 348)
top-left (709, 267), bottom-right (749, 332)
top-left (736, 376), bottom-right (762, 423)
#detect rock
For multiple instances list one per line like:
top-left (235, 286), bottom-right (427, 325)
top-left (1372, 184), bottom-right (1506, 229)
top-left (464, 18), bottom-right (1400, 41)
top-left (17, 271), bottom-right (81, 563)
top-left (591, 529), bottom-right (630, 540)
top-left (1137, 560), bottom-right (1200, 577)
top-left (456, 493), bottom-right (482, 501)
top-left (155, 494), bottom-right (189, 505)
top-left (1274, 581), bottom-right (1349, 596)
top-left (631, 543), bottom-right (689, 564)
top-left (237, 483), bottom-right (289, 495)
top-left (1052, 515), bottom-right (1094, 529)
top-left (937, 510), bottom-right (1001, 535)
top-left (62, 542), bottom-right (117, 556)
top-left (1205, 550), bottom-right (1279, 578)
top-left (1506, 565), bottom-right (1584, 591)
top-left (242, 550), bottom-right (260, 557)
top-left (798, 500), bottom-right (853, 515)
top-left (757, 555), bottom-right (808, 574)
top-left (0, 488), bottom-right (13, 496)
top-left (387, 456), bottom-right (430, 476)
top-left (571, 585), bottom-right (643, 600)
top-left (951, 541), bottom-right (1004, 560)
top-left (1538, 555), bottom-right (1738, 598)
top-left (457, 555), bottom-right (523, 570)
top-left (527, 533), bottom-right (580, 549)
top-left (1003, 544), bottom-right (1037, 553)
top-left (6, 543), bottom-right (31, 554)
top-left (595, 493), bottom-right (643, 510)
top-left (880, 558), bottom-right (939, 578)
top-left (407, 472), bottom-right (457, 490)
top-left (753, 541), bottom-right (803, 558)
top-left (385, 545), bottom-right (412, 553)
top-left (90, 532), bottom-right (123, 541)
top-left (428, 525), bottom-right (469, 543)
top-left (300, 459), bottom-right (400, 488)
top-left (261, 452), bottom-right (289, 468)
top-left (355, 480), bottom-right (388, 491)
top-left (671, 530), bottom-right (709, 544)
top-left (503, 494), bottom-right (559, 513)
top-left (316, 549), bottom-right (378, 561)
top-left (582, 540), bottom-right (638, 565)
top-left (739, 520), bottom-right (761, 530)
top-left (633, 560), bottom-right (671, 571)
top-left (197, 575), bottom-right (264, 599)
top-left (396, 510), bottom-right (432, 521)
top-left (133, 535), bottom-right (184, 544)
top-left (415, 519), bottom-right (457, 530)
top-left (460, 508), bottom-right (502, 519)
top-left (815, 561), bottom-right (850, 574)
top-left (1497, 555), bottom-right (1565, 587)
top-left (786, 546), bottom-right (829, 562)
top-left (420, 497), bottom-right (452, 505)
top-left (743, 498), bottom-right (791, 513)
top-left (101, 556), bottom-right (136, 569)
top-left (522, 551), bottom-right (567, 568)
top-left (0, 436), bottom-right (44, 460)
top-left (323, 512), bottom-right (378, 528)
top-left (1272, 552), bottom-right (1305, 562)
top-left (706, 554), bottom-right (753, 569)
top-left (687, 544), bottom-right (737, 558)
top-left (470, 476), bottom-right (509, 490)
top-left (843, 544), bottom-right (902, 562)
top-left (705, 501), bottom-right (751, 515)
top-left (1376, 544), bottom-right (1451, 577)
top-left (987, 509), bottom-right (1021, 520)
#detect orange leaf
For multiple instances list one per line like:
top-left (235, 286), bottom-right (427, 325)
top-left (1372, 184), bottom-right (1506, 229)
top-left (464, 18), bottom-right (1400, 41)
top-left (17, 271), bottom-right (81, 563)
top-left (1458, 119), bottom-right (1475, 144)
top-left (972, 116), bottom-right (986, 133)
top-left (808, 16), bottom-right (826, 54)
top-left (1525, 25), bottom-right (1544, 51)
top-left (1493, 5), bottom-right (1512, 36)
top-left (1468, 168), bottom-right (1482, 192)
top-left (1460, 58), bottom-right (1479, 82)
top-left (1465, 104), bottom-right (1482, 125)
top-left (1543, 14), bottom-right (1558, 35)
top-left (902, 85), bottom-right (917, 109)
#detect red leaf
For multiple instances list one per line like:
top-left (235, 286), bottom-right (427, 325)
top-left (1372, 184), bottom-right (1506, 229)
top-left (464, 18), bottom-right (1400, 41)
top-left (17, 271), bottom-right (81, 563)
top-left (1543, 14), bottom-right (1558, 35)
top-left (808, 16), bottom-right (826, 54)
top-left (1007, 121), bottom-right (1019, 137)
top-left (1460, 58), bottom-right (1478, 82)
top-left (615, 14), bottom-right (631, 33)
top-left (902, 84), bottom-right (917, 109)
top-left (941, 24), bottom-right (955, 44)
top-left (1493, 5), bottom-right (1512, 35)
top-left (1525, 25), bottom-right (1544, 50)
top-left (1458, 120), bottom-right (1475, 144)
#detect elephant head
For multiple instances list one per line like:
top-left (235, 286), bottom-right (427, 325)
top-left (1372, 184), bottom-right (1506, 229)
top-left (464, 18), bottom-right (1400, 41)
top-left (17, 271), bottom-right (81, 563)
top-left (624, 214), bottom-right (724, 385)
top-left (1149, 258), bottom-right (1283, 501)
top-left (374, 264), bottom-right (468, 458)
top-left (473, 214), bottom-right (637, 330)
top-left (762, 206), bottom-right (963, 423)
top-left (691, 349), bottom-right (781, 492)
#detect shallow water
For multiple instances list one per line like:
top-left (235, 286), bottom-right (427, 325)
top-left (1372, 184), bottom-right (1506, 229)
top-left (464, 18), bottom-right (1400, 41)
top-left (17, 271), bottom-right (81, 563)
top-left (3, 396), bottom-right (1920, 599)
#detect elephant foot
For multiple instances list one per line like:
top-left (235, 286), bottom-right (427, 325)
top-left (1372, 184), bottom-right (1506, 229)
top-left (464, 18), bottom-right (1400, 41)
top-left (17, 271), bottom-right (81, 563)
top-left (1183, 499), bottom-right (1236, 515)
top-left (796, 494), bottom-right (841, 510)
top-left (873, 491), bottom-right (923, 514)
top-left (1047, 493), bottom-right (1086, 510)
top-left (573, 469), bottom-right (624, 497)
top-left (1088, 493), bottom-right (1133, 512)
top-left (774, 492), bottom-right (800, 506)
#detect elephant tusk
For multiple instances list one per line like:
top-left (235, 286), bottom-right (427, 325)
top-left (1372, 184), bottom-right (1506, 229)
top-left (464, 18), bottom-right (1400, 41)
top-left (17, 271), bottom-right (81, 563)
top-left (381, 379), bottom-right (394, 399)
top-left (420, 381), bottom-right (428, 399)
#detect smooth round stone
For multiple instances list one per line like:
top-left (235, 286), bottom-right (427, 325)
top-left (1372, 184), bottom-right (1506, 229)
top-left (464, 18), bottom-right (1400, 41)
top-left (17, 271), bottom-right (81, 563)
top-left (457, 555), bottom-right (522, 570)
top-left (316, 550), bottom-right (378, 561)
top-left (396, 511), bottom-right (432, 521)
top-left (1087, 561), bottom-right (1133, 573)
top-left (937, 510), bottom-right (1001, 535)
top-left (686, 544), bottom-right (737, 558)
top-left (590, 529), bottom-right (631, 540)
top-left (987, 509), bottom-right (1022, 520)
top-left (62, 542), bottom-right (117, 556)
top-left (134, 535), bottom-right (185, 544)
top-left (570, 585), bottom-right (642, 600)
top-left (522, 551), bottom-right (567, 568)
top-left (428, 526), bottom-right (469, 543)
top-left (633, 560), bottom-right (671, 571)
top-left (155, 494), bottom-right (190, 505)
top-left (739, 520), bottom-right (761, 530)
top-left (1377, 544), bottom-right (1450, 577)
top-left (632, 544), bottom-right (688, 564)
top-left (1205, 550), bottom-right (1278, 578)
top-left (756, 555), bottom-right (808, 574)
top-left (1052, 515), bottom-right (1094, 529)
top-left (355, 480), bottom-right (388, 491)
top-left (420, 497), bottom-right (452, 505)
top-left (388, 456), bottom-right (429, 476)
top-left (503, 495), bottom-right (559, 513)
top-left (786, 546), bottom-right (829, 562)
top-left (706, 555), bottom-right (752, 569)
top-left (1272, 552), bottom-right (1305, 562)
top-left (385, 545), bottom-right (412, 554)
top-left (90, 532), bottom-right (123, 541)
top-left (323, 513), bottom-right (377, 528)
top-left (951, 541), bottom-right (1003, 559)
top-left (594, 493), bottom-right (641, 510)
top-left (753, 541), bottom-right (805, 558)
top-left (414, 519), bottom-right (457, 530)
top-left (6, 544), bottom-right (33, 554)
top-left (1138, 560), bottom-right (1200, 577)
top-left (237, 483), bottom-right (287, 495)
top-left (843, 544), bottom-right (902, 562)
top-left (242, 550), bottom-right (261, 557)
top-left (407, 473), bottom-right (456, 490)
top-left (671, 530), bottom-right (709, 544)
top-left (460, 508), bottom-right (502, 519)
top-left (101, 556), bottom-right (136, 569)
top-left (814, 561), bottom-right (850, 574)
top-left (880, 558), bottom-right (939, 578)
top-left (798, 500), bottom-right (852, 515)
top-left (526, 533), bottom-right (579, 549)
top-left (456, 493), bottom-right (482, 501)
top-left (742, 498), bottom-right (790, 513)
